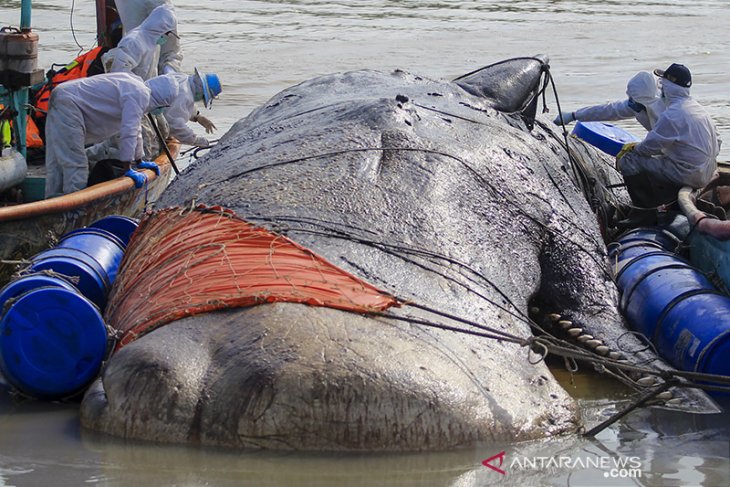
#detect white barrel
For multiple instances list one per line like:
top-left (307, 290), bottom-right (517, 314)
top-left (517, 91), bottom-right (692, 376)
top-left (0, 148), bottom-right (28, 192)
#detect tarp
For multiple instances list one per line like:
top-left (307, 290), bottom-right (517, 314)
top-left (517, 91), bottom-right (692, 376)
top-left (106, 205), bottom-right (400, 349)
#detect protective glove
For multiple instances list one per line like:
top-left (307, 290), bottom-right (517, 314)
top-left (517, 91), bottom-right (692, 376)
top-left (136, 160), bottom-right (160, 175)
top-left (615, 142), bottom-right (638, 170)
top-left (552, 111), bottom-right (575, 125)
top-left (124, 169), bottom-right (147, 189)
top-left (193, 136), bottom-right (210, 148)
top-left (196, 114), bottom-right (217, 134)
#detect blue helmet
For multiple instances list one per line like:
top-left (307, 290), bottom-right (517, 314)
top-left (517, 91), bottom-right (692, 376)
top-left (194, 67), bottom-right (222, 109)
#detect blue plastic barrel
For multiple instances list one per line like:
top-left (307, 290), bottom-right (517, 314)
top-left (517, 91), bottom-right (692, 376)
top-left (89, 215), bottom-right (139, 248)
top-left (657, 293), bottom-right (730, 377)
top-left (0, 287), bottom-right (108, 399)
top-left (0, 274), bottom-right (78, 310)
top-left (622, 263), bottom-right (715, 339)
top-left (57, 228), bottom-right (125, 284)
top-left (24, 227), bottom-right (126, 309)
top-left (31, 248), bottom-right (112, 289)
top-left (26, 253), bottom-right (109, 309)
top-left (613, 227), bottom-right (678, 251)
top-left (611, 229), bottom-right (730, 392)
top-left (615, 252), bottom-right (693, 309)
top-left (572, 121), bottom-right (642, 156)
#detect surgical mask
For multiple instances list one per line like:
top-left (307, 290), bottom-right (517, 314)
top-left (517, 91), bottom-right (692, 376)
top-left (627, 98), bottom-right (645, 113)
top-left (156, 34), bottom-right (168, 46)
top-left (150, 107), bottom-right (166, 116)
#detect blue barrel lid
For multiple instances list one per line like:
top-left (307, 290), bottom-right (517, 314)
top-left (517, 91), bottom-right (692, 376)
top-left (28, 255), bottom-right (108, 309)
top-left (572, 121), bottom-right (641, 157)
top-left (0, 287), bottom-right (108, 399)
top-left (89, 215), bottom-right (139, 248)
top-left (0, 275), bottom-right (78, 311)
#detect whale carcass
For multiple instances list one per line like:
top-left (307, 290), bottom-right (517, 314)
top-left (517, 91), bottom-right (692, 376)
top-left (80, 56), bottom-right (712, 450)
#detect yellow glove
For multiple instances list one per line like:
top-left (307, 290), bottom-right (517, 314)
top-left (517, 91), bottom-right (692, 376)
top-left (615, 142), bottom-right (637, 170)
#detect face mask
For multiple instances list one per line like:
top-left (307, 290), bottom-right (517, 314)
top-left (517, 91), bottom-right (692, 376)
top-left (150, 107), bottom-right (166, 116)
top-left (627, 98), bottom-right (645, 113)
top-left (156, 35), bottom-right (168, 46)
top-left (193, 89), bottom-right (204, 102)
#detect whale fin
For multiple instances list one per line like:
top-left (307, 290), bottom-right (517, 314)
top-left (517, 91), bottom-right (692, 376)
top-left (454, 54), bottom-right (549, 129)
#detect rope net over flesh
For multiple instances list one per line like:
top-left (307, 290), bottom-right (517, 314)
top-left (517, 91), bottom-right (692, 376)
top-left (107, 205), bottom-right (401, 350)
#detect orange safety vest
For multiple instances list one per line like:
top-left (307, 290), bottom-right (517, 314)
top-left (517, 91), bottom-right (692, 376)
top-left (31, 46), bottom-right (107, 122)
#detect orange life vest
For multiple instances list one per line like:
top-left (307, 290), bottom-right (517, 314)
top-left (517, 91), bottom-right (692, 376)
top-left (25, 115), bottom-right (42, 149)
top-left (31, 46), bottom-right (108, 122)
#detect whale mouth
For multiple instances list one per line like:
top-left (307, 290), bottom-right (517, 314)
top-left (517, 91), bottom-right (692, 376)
top-left (525, 304), bottom-right (722, 418)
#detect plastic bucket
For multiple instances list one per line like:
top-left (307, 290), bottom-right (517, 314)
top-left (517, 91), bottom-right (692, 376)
top-left (0, 287), bottom-right (108, 399)
top-left (57, 227), bottom-right (125, 286)
top-left (26, 253), bottom-right (108, 309)
top-left (0, 274), bottom-right (78, 311)
top-left (622, 263), bottom-right (716, 339)
top-left (89, 215), bottom-right (139, 249)
top-left (656, 292), bottom-right (730, 380)
top-left (572, 121), bottom-right (641, 156)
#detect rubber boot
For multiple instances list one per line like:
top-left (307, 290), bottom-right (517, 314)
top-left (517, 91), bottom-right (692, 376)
top-left (615, 174), bottom-right (658, 229)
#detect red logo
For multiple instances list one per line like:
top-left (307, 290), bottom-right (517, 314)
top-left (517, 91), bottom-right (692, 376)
top-left (482, 451), bottom-right (507, 475)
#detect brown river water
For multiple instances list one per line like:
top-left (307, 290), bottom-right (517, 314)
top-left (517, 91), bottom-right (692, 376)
top-left (0, 1), bottom-right (729, 485)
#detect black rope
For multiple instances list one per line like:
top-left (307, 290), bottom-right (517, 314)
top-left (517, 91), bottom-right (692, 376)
top-left (583, 380), bottom-right (678, 437)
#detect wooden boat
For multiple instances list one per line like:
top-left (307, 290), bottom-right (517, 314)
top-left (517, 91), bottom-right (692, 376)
top-left (0, 148), bottom-right (177, 284)
top-left (0, 0), bottom-right (178, 285)
top-left (572, 121), bottom-right (730, 392)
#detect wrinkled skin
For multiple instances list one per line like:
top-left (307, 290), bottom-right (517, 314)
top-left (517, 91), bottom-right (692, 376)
top-left (81, 60), bottom-right (712, 451)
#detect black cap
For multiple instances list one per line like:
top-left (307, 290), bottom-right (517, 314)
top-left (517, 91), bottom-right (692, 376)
top-left (654, 63), bottom-right (692, 88)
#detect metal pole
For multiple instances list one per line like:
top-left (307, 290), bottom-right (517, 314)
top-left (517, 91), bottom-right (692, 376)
top-left (15, 0), bottom-right (32, 158)
top-left (20, 0), bottom-right (32, 31)
top-left (147, 114), bottom-right (180, 175)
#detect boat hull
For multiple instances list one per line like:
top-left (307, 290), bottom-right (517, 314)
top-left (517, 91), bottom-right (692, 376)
top-left (0, 142), bottom-right (177, 285)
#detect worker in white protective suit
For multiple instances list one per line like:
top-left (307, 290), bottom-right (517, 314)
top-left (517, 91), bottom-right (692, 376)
top-left (553, 71), bottom-right (665, 130)
top-left (614, 63), bottom-right (721, 223)
top-left (114, 0), bottom-right (182, 76)
top-left (102, 4), bottom-right (179, 80)
top-left (44, 72), bottom-right (178, 198)
top-left (109, 1), bottom-right (217, 135)
top-left (160, 68), bottom-right (222, 149)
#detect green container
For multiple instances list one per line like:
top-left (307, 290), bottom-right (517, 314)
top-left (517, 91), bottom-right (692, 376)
top-left (21, 176), bottom-right (45, 202)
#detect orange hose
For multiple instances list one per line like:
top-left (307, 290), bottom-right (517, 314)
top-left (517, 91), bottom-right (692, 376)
top-left (107, 205), bottom-right (401, 349)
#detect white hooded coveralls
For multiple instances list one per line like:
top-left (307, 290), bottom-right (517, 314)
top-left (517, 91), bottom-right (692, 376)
top-left (104, 4), bottom-right (178, 79)
top-left (620, 79), bottom-right (721, 189)
top-left (575, 71), bottom-right (665, 131)
top-left (45, 72), bottom-right (177, 197)
top-left (162, 72), bottom-right (201, 145)
top-left (114, 0), bottom-right (183, 75)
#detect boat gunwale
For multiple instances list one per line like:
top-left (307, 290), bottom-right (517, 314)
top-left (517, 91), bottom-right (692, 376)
top-left (0, 140), bottom-right (180, 223)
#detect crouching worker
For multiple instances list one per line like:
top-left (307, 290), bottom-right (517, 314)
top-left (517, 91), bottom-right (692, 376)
top-left (44, 72), bottom-right (178, 198)
top-left (614, 63), bottom-right (721, 226)
top-left (161, 67), bottom-right (222, 149)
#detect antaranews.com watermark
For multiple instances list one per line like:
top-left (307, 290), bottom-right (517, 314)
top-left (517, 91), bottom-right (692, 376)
top-left (483, 451), bottom-right (642, 479)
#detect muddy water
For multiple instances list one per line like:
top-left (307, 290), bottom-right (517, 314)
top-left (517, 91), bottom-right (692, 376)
top-left (0, 1), bottom-right (729, 485)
